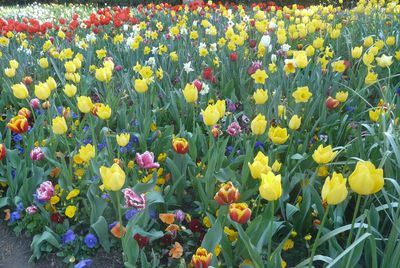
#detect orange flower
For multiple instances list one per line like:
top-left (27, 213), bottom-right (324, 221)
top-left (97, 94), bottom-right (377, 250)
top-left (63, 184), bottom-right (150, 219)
top-left (191, 247), bottom-right (213, 268)
top-left (0, 144), bottom-right (6, 161)
top-left (18, 107), bottom-right (31, 119)
top-left (7, 115), bottom-right (29, 134)
top-left (172, 137), bottom-right (189, 154)
top-left (169, 242), bottom-right (183, 259)
top-left (4, 209), bottom-right (10, 221)
top-left (110, 222), bottom-right (126, 238)
top-left (229, 203), bottom-right (252, 224)
top-left (214, 181), bottom-right (240, 205)
top-left (159, 213), bottom-right (175, 224)
top-left (50, 167), bottom-right (61, 178)
top-left (165, 224), bottom-right (180, 232)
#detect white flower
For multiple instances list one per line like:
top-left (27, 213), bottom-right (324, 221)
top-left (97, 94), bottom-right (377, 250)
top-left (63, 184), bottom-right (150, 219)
top-left (199, 42), bottom-right (207, 49)
top-left (200, 83), bottom-right (210, 95)
top-left (151, 46), bottom-right (159, 54)
top-left (180, 27), bottom-right (188, 35)
top-left (146, 57), bottom-right (156, 67)
top-left (260, 35), bottom-right (271, 48)
top-left (271, 54), bottom-right (277, 63)
top-left (210, 43), bottom-right (217, 52)
top-left (123, 24), bottom-right (129, 31)
top-left (269, 21), bottom-right (277, 30)
top-left (282, 44), bottom-right (291, 52)
top-left (183, 61), bottom-right (194, 74)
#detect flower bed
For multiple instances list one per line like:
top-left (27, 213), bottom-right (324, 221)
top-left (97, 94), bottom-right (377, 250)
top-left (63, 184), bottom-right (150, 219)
top-left (0, 1), bottom-right (399, 267)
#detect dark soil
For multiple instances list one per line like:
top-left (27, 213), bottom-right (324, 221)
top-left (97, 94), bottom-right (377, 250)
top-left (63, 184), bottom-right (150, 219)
top-left (0, 222), bottom-right (123, 268)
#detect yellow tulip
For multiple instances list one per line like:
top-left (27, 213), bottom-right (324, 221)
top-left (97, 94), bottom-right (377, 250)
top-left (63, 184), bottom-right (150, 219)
top-left (331, 60), bottom-right (346, 73)
top-left (294, 51), bottom-right (308, 68)
top-left (369, 108), bottom-right (384, 122)
top-left (253, 89), bottom-right (268, 105)
top-left (11, 83), bottom-right (29, 99)
top-left (64, 61), bottom-right (76, 73)
top-left (312, 144), bottom-right (337, 164)
top-left (95, 67), bottom-right (112, 82)
top-left (134, 79), bottom-right (148, 93)
top-left (248, 151), bottom-right (271, 179)
top-left (365, 71), bottom-right (378, 85)
top-left (116, 133), bottom-right (130, 147)
top-left (182, 83), bottom-right (198, 103)
top-left (215, 100), bottom-right (226, 119)
top-left (351, 46), bottom-right (363, 59)
top-left (250, 114), bottom-right (267, 135)
top-left (335, 91), bottom-right (348, 102)
top-left (202, 104), bottom-right (220, 126)
top-left (268, 126), bottom-right (289, 144)
top-left (321, 172), bottom-right (348, 205)
top-left (348, 161), bottom-right (384, 195)
top-left (34, 82), bottom-right (51, 100)
top-left (376, 55), bottom-right (393, 68)
top-left (46, 76), bottom-right (57, 91)
top-left (9, 59), bottom-right (19, 69)
top-left (39, 58), bottom-right (49, 68)
top-left (272, 160), bottom-right (282, 172)
top-left (52, 116), bottom-right (68, 135)
top-left (363, 36), bottom-right (374, 47)
top-left (63, 84), bottom-right (77, 97)
top-left (100, 163), bottom-right (126, 191)
top-left (288, 115), bottom-right (301, 130)
top-left (96, 104), bottom-right (112, 120)
top-left (77, 96), bottom-right (94, 113)
top-left (78, 144), bottom-right (95, 162)
top-left (259, 171), bottom-right (282, 201)
top-left (4, 68), bottom-right (16, 78)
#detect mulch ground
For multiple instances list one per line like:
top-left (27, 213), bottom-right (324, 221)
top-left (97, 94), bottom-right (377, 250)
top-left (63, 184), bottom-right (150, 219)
top-left (0, 222), bottom-right (123, 268)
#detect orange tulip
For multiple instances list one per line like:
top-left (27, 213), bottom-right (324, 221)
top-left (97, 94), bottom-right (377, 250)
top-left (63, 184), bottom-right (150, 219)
top-left (7, 115), bottom-right (29, 134)
top-left (191, 247), bottom-right (213, 268)
top-left (18, 107), bottom-right (31, 119)
top-left (110, 222), bottom-right (126, 238)
top-left (214, 181), bottom-right (240, 205)
top-left (172, 137), bottom-right (189, 154)
top-left (229, 203), bottom-right (252, 224)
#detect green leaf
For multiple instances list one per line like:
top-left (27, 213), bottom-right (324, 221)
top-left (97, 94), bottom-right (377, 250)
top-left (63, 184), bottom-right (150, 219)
top-left (0, 197), bottom-right (9, 208)
top-left (201, 217), bottom-right (222, 253)
top-left (91, 216), bottom-right (111, 253)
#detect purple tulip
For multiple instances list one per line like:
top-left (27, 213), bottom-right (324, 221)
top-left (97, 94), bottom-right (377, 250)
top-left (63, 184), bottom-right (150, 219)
top-left (135, 151), bottom-right (160, 169)
top-left (122, 188), bottom-right (146, 210)
top-left (36, 181), bottom-right (54, 202)
top-left (30, 147), bottom-right (44, 161)
top-left (226, 122), bottom-right (242, 137)
top-left (25, 205), bottom-right (38, 215)
top-left (30, 98), bottom-right (40, 109)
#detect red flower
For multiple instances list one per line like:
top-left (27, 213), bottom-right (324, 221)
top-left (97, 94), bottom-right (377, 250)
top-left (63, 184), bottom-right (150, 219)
top-left (249, 39), bottom-right (257, 48)
top-left (202, 67), bottom-right (213, 81)
top-left (7, 115), bottom-right (29, 134)
top-left (134, 234), bottom-right (149, 248)
top-left (50, 212), bottom-right (64, 224)
top-left (193, 79), bottom-right (202, 92)
top-left (0, 144), bottom-right (6, 161)
top-left (326, 97), bottom-right (340, 110)
top-left (188, 218), bottom-right (203, 233)
top-left (229, 203), bottom-right (252, 224)
top-left (230, 52), bottom-right (238, 62)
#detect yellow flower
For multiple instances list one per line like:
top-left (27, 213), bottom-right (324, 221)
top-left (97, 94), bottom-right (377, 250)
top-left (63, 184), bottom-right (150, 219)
top-left (312, 144), bottom-right (337, 164)
top-left (272, 160), bottom-right (282, 172)
top-left (9, 59), bottom-right (18, 69)
top-left (203, 216), bottom-right (212, 228)
top-left (65, 205), bottom-right (77, 218)
top-left (351, 46), bottom-right (363, 59)
top-left (284, 59), bottom-right (296, 74)
top-left (251, 69), bottom-right (268, 84)
top-left (52, 116), bottom-right (68, 135)
top-left (4, 67), bottom-right (16, 78)
top-left (248, 151), bottom-right (271, 179)
top-left (224, 226), bottom-right (238, 242)
top-left (46, 77), bottom-right (57, 91)
top-left (268, 126), bottom-right (289, 144)
top-left (253, 89), bottom-right (268, 105)
top-left (100, 163), bottom-right (126, 191)
top-left (39, 57), bottom-right (49, 68)
top-left (331, 60), bottom-right (346, 73)
top-left (66, 189), bottom-right (80, 200)
top-left (376, 54), bottom-right (393, 68)
top-left (304, 234), bottom-right (312, 241)
top-left (293, 51), bottom-right (308, 68)
top-left (312, 37), bottom-right (324, 49)
top-left (369, 108), bottom-right (384, 122)
top-left (292, 86), bottom-right (312, 103)
top-left (63, 84), bottom-right (77, 97)
top-left (34, 82), bottom-right (51, 100)
top-left (348, 161), bottom-right (384, 195)
top-left (363, 36), bottom-right (374, 47)
top-left (250, 114), bottom-right (267, 135)
top-left (288, 115), bottom-right (301, 130)
top-left (321, 172), bottom-right (348, 205)
top-left (335, 91), bottom-right (348, 102)
top-left (77, 96), bottom-right (94, 113)
top-left (78, 144), bottom-right (95, 162)
top-left (134, 79), bottom-right (148, 93)
top-left (11, 83), bottom-right (29, 99)
top-left (202, 104), bottom-right (220, 126)
top-left (317, 166), bottom-right (329, 177)
top-left (95, 67), bottom-right (112, 82)
top-left (50, 195), bottom-right (60, 205)
top-left (116, 133), bottom-right (130, 147)
top-left (215, 100), bottom-right (226, 119)
top-left (182, 83), bottom-right (198, 103)
top-left (259, 171), bottom-right (282, 201)
top-left (386, 36), bottom-right (395, 46)
top-left (365, 71), bottom-right (378, 85)
top-left (64, 61), bottom-right (76, 73)
top-left (96, 104), bottom-right (112, 120)
top-left (283, 239), bottom-right (294, 251)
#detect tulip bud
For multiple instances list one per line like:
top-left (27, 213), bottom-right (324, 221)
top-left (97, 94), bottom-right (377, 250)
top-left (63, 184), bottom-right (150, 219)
top-left (30, 147), bottom-right (44, 161)
top-left (30, 98), bottom-right (40, 109)
top-left (229, 203), bottom-right (251, 224)
top-left (172, 137), bottom-right (189, 154)
top-left (0, 144), bottom-right (6, 161)
top-left (191, 247), bottom-right (212, 268)
top-left (326, 97), bottom-right (340, 110)
top-left (214, 181), bottom-right (240, 205)
top-left (193, 79), bottom-right (202, 92)
top-left (18, 107), bottom-right (31, 119)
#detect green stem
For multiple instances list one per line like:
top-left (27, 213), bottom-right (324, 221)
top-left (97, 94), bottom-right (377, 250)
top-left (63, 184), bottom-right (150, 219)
top-left (346, 194), bottom-right (362, 248)
top-left (268, 201), bottom-right (275, 259)
top-left (88, 114), bottom-right (97, 149)
top-left (116, 191), bottom-right (123, 238)
top-left (309, 205), bottom-right (330, 268)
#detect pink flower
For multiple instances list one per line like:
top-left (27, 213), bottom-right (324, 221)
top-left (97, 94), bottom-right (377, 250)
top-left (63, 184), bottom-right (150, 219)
top-left (30, 98), bottom-right (40, 109)
top-left (36, 181), bottom-right (54, 202)
top-left (227, 122), bottom-right (242, 137)
top-left (26, 205), bottom-right (38, 215)
top-left (30, 147), bottom-right (44, 161)
top-left (136, 151), bottom-right (160, 169)
top-left (122, 188), bottom-right (146, 210)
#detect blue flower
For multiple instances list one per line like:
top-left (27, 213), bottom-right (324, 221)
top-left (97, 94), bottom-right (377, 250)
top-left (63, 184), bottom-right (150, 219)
top-left (74, 259), bottom-right (93, 268)
top-left (225, 146), bottom-right (233, 156)
top-left (131, 135), bottom-right (139, 146)
top-left (83, 125), bottom-right (90, 132)
top-left (71, 111), bottom-right (78, 119)
top-left (149, 209), bottom-right (157, 220)
top-left (108, 221), bottom-right (118, 230)
top-left (62, 229), bottom-right (76, 245)
top-left (83, 138), bottom-right (92, 145)
top-left (16, 202), bottom-right (24, 212)
top-left (12, 134), bottom-right (23, 142)
top-left (10, 211), bottom-right (21, 223)
top-left (125, 208), bottom-right (138, 221)
top-left (254, 141), bottom-right (265, 151)
top-left (98, 141), bottom-right (106, 151)
top-left (84, 233), bottom-right (98, 249)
